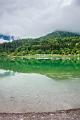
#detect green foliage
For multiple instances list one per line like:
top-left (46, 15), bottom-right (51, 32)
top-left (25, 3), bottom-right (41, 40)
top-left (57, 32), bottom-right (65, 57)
top-left (0, 31), bottom-right (80, 55)
top-left (0, 57), bottom-right (80, 79)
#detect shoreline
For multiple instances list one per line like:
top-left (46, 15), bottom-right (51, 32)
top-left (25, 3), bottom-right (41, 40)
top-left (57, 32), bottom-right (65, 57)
top-left (0, 108), bottom-right (80, 120)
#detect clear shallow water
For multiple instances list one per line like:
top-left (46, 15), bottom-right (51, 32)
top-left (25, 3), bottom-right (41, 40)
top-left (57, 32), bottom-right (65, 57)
top-left (0, 69), bottom-right (80, 113)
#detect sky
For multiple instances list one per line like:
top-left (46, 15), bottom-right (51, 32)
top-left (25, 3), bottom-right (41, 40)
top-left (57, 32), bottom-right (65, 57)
top-left (0, 0), bottom-right (80, 38)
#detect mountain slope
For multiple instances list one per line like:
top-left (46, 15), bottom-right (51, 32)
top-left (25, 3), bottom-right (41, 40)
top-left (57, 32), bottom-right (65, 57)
top-left (0, 31), bottom-right (80, 55)
top-left (40, 31), bottom-right (80, 39)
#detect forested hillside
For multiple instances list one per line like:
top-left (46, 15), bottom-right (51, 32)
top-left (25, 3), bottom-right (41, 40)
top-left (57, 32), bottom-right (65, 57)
top-left (0, 31), bottom-right (80, 56)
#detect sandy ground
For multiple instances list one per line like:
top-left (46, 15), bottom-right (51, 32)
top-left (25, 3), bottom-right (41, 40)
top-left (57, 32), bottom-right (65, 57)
top-left (0, 108), bottom-right (80, 120)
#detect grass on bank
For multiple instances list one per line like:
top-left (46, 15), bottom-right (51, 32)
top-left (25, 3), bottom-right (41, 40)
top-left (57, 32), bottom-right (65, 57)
top-left (7, 54), bottom-right (80, 60)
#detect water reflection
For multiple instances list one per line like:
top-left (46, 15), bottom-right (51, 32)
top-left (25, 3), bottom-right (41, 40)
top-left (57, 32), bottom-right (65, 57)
top-left (0, 70), bottom-right (14, 78)
top-left (0, 59), bottom-right (80, 79)
top-left (0, 70), bottom-right (15, 79)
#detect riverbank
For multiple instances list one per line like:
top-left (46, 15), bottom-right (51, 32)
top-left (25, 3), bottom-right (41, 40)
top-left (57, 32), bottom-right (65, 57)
top-left (8, 54), bottom-right (80, 60)
top-left (0, 108), bottom-right (80, 120)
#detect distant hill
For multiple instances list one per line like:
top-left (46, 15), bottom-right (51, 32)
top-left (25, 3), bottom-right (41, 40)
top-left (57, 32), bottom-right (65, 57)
top-left (0, 34), bottom-right (14, 43)
top-left (0, 31), bottom-right (80, 55)
top-left (40, 31), bottom-right (80, 39)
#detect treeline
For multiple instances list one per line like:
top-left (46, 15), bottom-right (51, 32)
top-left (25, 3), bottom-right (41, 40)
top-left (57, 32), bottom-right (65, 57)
top-left (0, 31), bottom-right (80, 56)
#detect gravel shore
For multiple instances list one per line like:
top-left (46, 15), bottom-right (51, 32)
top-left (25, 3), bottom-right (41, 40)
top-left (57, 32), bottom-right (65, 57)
top-left (0, 108), bottom-right (80, 120)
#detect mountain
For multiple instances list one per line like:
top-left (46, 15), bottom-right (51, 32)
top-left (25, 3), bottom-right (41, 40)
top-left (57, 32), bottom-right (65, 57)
top-left (40, 31), bottom-right (80, 39)
top-left (0, 30), bottom-right (80, 55)
top-left (0, 34), bottom-right (14, 43)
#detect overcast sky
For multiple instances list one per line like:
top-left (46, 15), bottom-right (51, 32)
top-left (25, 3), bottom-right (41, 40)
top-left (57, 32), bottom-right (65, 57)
top-left (0, 0), bottom-right (80, 38)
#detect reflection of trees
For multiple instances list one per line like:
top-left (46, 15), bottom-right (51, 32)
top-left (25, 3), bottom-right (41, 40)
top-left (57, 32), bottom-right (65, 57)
top-left (0, 58), bottom-right (80, 80)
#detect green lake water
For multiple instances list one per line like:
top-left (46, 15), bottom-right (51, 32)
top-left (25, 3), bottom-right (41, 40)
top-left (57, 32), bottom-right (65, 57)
top-left (0, 59), bottom-right (80, 112)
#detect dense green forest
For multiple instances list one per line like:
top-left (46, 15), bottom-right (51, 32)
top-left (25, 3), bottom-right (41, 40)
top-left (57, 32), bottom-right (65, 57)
top-left (0, 31), bottom-right (80, 56)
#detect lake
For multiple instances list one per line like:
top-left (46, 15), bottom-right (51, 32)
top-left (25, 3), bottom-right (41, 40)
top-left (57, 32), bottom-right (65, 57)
top-left (0, 67), bottom-right (80, 113)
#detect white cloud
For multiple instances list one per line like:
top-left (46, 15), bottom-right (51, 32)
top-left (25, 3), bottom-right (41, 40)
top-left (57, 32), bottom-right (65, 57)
top-left (0, 0), bottom-right (80, 38)
top-left (61, 0), bottom-right (73, 7)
